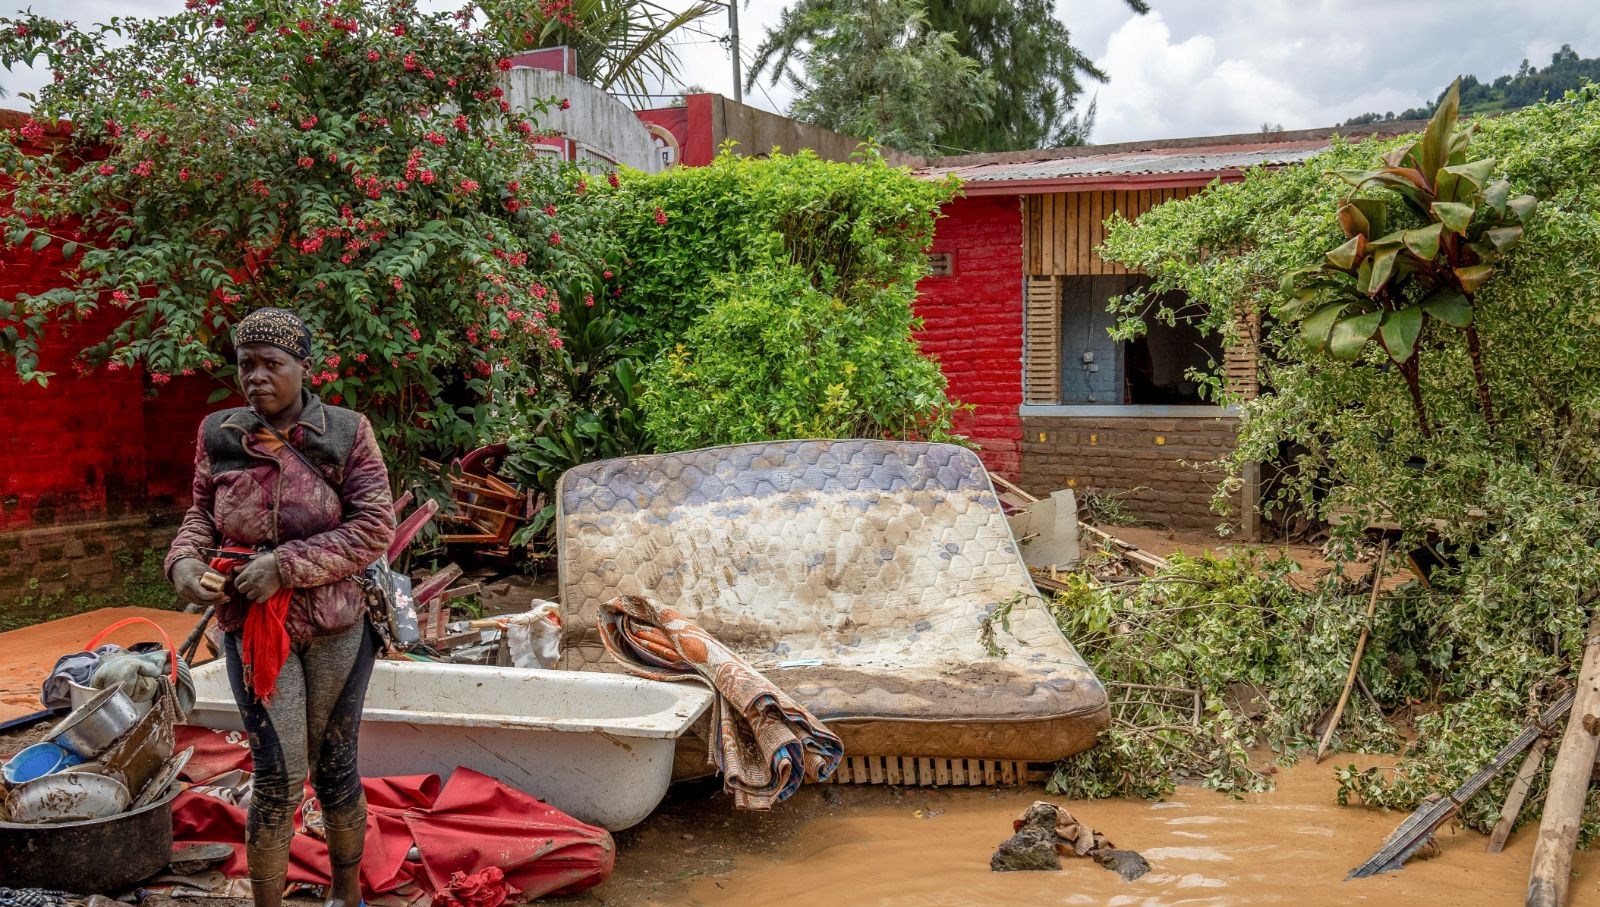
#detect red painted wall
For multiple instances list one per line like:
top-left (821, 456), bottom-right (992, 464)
top-left (0, 112), bottom-right (231, 532)
top-left (913, 194), bottom-right (1024, 479)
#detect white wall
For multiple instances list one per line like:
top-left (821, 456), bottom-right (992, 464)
top-left (500, 68), bottom-right (661, 173)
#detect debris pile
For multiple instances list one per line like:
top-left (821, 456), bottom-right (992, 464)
top-left (990, 801), bottom-right (1149, 881)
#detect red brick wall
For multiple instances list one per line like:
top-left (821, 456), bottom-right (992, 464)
top-left (0, 112), bottom-right (229, 533)
top-left (914, 194), bottom-right (1024, 479)
top-left (1020, 414), bottom-right (1241, 530)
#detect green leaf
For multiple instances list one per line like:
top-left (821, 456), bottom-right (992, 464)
top-left (1379, 306), bottom-right (1423, 363)
top-left (207, 387), bottom-right (234, 404)
top-left (1508, 194), bottom-right (1538, 222)
top-left (1422, 289), bottom-right (1472, 326)
top-left (1329, 309), bottom-right (1382, 360)
top-left (1443, 157), bottom-right (1495, 191)
top-left (1402, 223), bottom-right (1442, 260)
top-left (1326, 235), bottom-right (1364, 271)
top-left (1419, 78), bottom-right (1461, 182)
top-left (1483, 179), bottom-right (1511, 213)
top-left (30, 233), bottom-right (49, 252)
top-left (1300, 301), bottom-right (1346, 353)
top-left (1368, 244), bottom-right (1400, 292)
top-left (1455, 263), bottom-right (1495, 294)
top-left (1432, 201), bottom-right (1474, 233)
top-left (1486, 225), bottom-right (1523, 251)
top-left (61, 242), bottom-right (77, 261)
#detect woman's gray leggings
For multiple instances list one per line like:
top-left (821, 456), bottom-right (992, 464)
top-left (223, 620), bottom-right (376, 856)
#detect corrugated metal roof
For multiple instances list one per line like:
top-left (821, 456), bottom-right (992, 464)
top-left (916, 138), bottom-right (1331, 185)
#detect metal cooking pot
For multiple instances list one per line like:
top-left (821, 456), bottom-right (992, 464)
top-left (46, 685), bottom-right (139, 759)
top-left (0, 782), bottom-right (181, 891)
top-left (7, 771), bottom-right (130, 824)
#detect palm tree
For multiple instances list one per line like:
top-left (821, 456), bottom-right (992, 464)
top-left (480, 0), bottom-right (720, 102)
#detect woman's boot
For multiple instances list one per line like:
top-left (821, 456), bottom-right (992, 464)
top-left (323, 818), bottom-right (366, 907)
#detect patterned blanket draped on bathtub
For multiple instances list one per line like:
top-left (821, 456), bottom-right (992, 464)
top-left (599, 594), bottom-right (843, 809)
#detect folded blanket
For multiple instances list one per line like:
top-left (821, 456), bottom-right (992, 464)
top-left (599, 594), bottom-right (843, 809)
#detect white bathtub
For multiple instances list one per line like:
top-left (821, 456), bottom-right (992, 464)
top-left (187, 659), bottom-right (712, 830)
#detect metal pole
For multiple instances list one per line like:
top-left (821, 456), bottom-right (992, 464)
top-left (729, 0), bottom-right (742, 103)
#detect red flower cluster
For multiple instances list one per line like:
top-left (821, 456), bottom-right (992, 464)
top-left (18, 118), bottom-right (44, 143)
top-left (110, 289), bottom-right (131, 306)
top-left (584, 293), bottom-right (595, 307)
top-left (132, 159), bottom-right (154, 177)
top-left (606, 171), bottom-right (619, 188)
top-left (548, 232), bottom-right (562, 246)
top-left (452, 114), bottom-right (468, 132)
top-left (558, 98), bottom-right (571, 111)
top-left (299, 114), bottom-right (318, 130)
top-left (459, 178), bottom-right (479, 193)
top-left (367, 50), bottom-right (380, 62)
top-left (150, 372), bottom-right (172, 385)
top-left (97, 164), bottom-right (116, 176)
top-left (298, 155), bottom-right (314, 168)
top-left (654, 207), bottom-right (668, 226)
top-left (497, 58), bottom-right (513, 71)
top-left (506, 199), bottom-right (522, 213)
top-left (403, 54), bottom-right (418, 71)
top-left (424, 131), bottom-right (447, 145)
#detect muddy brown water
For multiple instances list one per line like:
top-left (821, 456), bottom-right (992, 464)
top-left (586, 754), bottom-right (1600, 907)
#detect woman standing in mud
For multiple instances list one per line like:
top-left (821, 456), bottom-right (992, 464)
top-left (165, 308), bottom-right (395, 907)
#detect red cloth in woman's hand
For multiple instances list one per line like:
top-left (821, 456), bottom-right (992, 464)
top-left (210, 547), bottom-right (292, 703)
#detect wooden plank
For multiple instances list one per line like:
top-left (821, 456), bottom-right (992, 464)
top-left (935, 759), bottom-right (951, 787)
top-left (951, 759), bottom-right (966, 785)
top-left (1528, 615), bottom-right (1600, 907)
top-left (984, 760), bottom-right (997, 786)
top-left (1042, 194), bottom-right (1057, 274)
top-left (1001, 761), bottom-right (1017, 785)
top-left (918, 757), bottom-right (934, 786)
top-left (1487, 737), bottom-right (1549, 854)
top-left (850, 755), bottom-right (868, 784)
top-left (1059, 194), bottom-right (1075, 275)
top-left (871, 755), bottom-right (888, 785)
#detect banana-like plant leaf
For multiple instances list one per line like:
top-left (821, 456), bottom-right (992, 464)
top-left (1355, 258), bottom-right (1375, 295)
top-left (1447, 123), bottom-right (1476, 164)
top-left (1483, 179), bottom-right (1511, 213)
top-left (1349, 198), bottom-right (1388, 238)
top-left (1434, 168), bottom-right (1461, 205)
top-left (1443, 157), bottom-right (1496, 191)
top-left (1455, 263), bottom-right (1495, 293)
top-left (1301, 301), bottom-right (1347, 352)
top-left (1338, 201), bottom-right (1369, 238)
top-left (1368, 244), bottom-right (1400, 292)
top-left (1422, 288), bottom-right (1472, 326)
top-left (1402, 223), bottom-right (1443, 260)
top-left (1419, 78), bottom-right (1461, 183)
top-left (1381, 146), bottom-right (1410, 168)
top-left (1326, 235), bottom-right (1365, 270)
top-left (1329, 309), bottom-right (1383, 360)
top-left (1508, 194), bottom-right (1538, 221)
top-left (1379, 305), bottom-right (1424, 363)
top-left (1433, 201), bottom-right (1474, 233)
top-left (1486, 225), bottom-right (1523, 250)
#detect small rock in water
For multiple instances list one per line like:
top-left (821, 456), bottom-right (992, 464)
top-left (990, 826), bottom-right (1063, 872)
top-left (1094, 849), bottom-right (1151, 881)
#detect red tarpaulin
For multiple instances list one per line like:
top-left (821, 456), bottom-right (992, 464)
top-left (172, 727), bottom-right (614, 903)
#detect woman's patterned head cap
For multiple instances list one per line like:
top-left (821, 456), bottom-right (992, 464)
top-left (234, 308), bottom-right (312, 360)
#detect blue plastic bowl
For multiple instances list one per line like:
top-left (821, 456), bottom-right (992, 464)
top-left (2, 741), bottom-right (79, 784)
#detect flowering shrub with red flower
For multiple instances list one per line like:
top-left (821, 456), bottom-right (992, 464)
top-left (0, 0), bottom-right (622, 474)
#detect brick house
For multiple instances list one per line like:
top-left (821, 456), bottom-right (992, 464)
top-left (909, 124), bottom-right (1419, 533)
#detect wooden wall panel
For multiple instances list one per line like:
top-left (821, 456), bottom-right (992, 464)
top-left (1024, 276), bottom-right (1062, 404)
top-left (1022, 186), bottom-right (1194, 278)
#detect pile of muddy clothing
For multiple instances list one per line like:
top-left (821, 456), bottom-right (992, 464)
top-left (160, 727), bottom-right (614, 906)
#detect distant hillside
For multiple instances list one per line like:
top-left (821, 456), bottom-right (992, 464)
top-left (1342, 45), bottom-right (1600, 126)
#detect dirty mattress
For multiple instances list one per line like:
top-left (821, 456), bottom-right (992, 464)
top-left (556, 440), bottom-right (1109, 761)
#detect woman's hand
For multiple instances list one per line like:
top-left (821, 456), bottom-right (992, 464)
top-left (172, 557), bottom-right (229, 606)
top-left (234, 553), bottom-right (286, 602)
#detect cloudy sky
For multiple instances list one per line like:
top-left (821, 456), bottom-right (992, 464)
top-left (9, 0), bottom-right (1600, 145)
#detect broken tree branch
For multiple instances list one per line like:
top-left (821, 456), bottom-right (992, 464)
top-left (1487, 737), bottom-right (1550, 854)
top-left (1317, 539), bottom-right (1391, 763)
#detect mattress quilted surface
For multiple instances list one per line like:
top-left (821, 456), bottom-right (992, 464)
top-left (556, 440), bottom-right (1108, 760)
